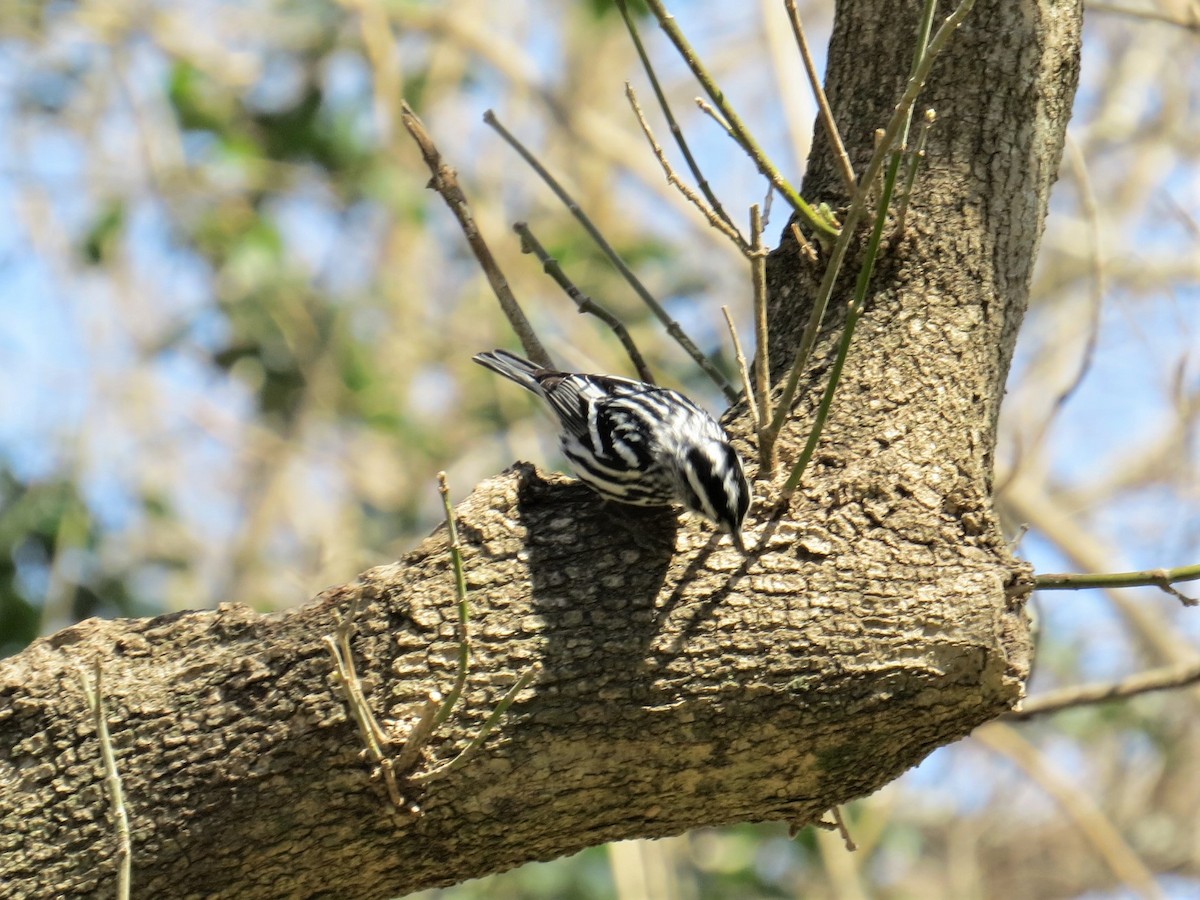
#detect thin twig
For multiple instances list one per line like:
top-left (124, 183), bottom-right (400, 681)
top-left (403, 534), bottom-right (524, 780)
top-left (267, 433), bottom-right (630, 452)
top-left (78, 661), bottom-right (132, 900)
top-left (814, 811), bottom-right (868, 900)
top-left (694, 97), bottom-right (735, 140)
top-left (615, 0), bottom-right (741, 235)
top-left (394, 690), bottom-right (444, 773)
top-left (758, 217), bottom-right (816, 467)
top-left (779, 182), bottom-right (890, 493)
top-left (974, 723), bottom-right (1161, 897)
top-left (894, 108), bottom-right (936, 234)
top-left (484, 109), bottom-right (736, 401)
top-left (329, 593), bottom-right (389, 748)
top-left (626, 84), bottom-right (749, 251)
top-left (808, 805), bottom-right (859, 853)
top-left (811, 811), bottom-right (859, 854)
top-left (781, 115), bottom-right (909, 493)
top-left (830, 805), bottom-right (857, 851)
top-left (890, 1), bottom-right (937, 227)
top-left (912, 0), bottom-right (941, 66)
top-left (323, 592), bottom-right (409, 809)
top-left (513, 221), bottom-right (655, 383)
top-left (910, 0), bottom-right (940, 77)
top-left (789, 220), bottom-right (818, 263)
top-left (1005, 477), bottom-right (1196, 666)
top-left (409, 663), bottom-right (541, 784)
top-left (434, 471), bottom-right (472, 727)
top-left (781, 0), bottom-right (954, 495)
top-left (749, 204), bottom-right (774, 474)
top-left (766, 0), bottom-right (976, 461)
top-left (783, 0), bottom-right (856, 195)
top-left (410, 473), bottom-right (540, 783)
top-left (1009, 660), bottom-right (1200, 720)
top-left (399, 101), bottom-right (552, 369)
top-left (1035, 562), bottom-right (1199, 606)
top-left (642, 0), bottom-right (837, 241)
top-left (721, 306), bottom-right (758, 429)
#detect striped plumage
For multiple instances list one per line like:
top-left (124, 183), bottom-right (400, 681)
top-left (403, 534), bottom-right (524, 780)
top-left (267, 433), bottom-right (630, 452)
top-left (473, 349), bottom-right (751, 551)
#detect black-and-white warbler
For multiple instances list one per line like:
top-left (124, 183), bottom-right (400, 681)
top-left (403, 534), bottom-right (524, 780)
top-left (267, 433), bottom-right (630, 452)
top-left (473, 349), bottom-right (751, 551)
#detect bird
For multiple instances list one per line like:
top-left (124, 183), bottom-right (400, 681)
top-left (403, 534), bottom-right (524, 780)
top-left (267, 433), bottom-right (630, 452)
top-left (473, 349), bottom-right (751, 551)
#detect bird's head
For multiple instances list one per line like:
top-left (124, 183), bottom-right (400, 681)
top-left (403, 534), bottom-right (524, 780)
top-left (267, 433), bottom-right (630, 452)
top-left (677, 439), bottom-right (751, 552)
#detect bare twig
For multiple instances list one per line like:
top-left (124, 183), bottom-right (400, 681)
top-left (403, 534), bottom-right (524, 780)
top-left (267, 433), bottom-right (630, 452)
top-left (399, 101), bottom-right (552, 369)
top-left (783, 0), bottom-right (856, 195)
top-left (1162, 192), bottom-right (1200, 241)
top-left (484, 109), bottom-right (736, 401)
top-left (615, 0), bottom-right (740, 235)
top-left (1009, 660), bottom-right (1200, 720)
top-left (825, 811), bottom-right (854, 854)
top-left (323, 592), bottom-right (411, 810)
top-left (749, 204), bottom-right (774, 474)
top-left (893, 108), bottom-right (936, 234)
top-left (393, 690), bottom-right (444, 773)
top-left (814, 810), bottom-right (868, 900)
top-left (1035, 562), bottom-right (1199, 606)
top-left (694, 97), bottom-right (735, 140)
top-left (409, 473), bottom-right (541, 783)
top-left (434, 471), bottom-right (472, 726)
top-left (797, 804), bottom-right (859, 855)
top-left (1005, 476), bottom-right (1196, 666)
top-left (766, 0), bottom-right (976, 461)
top-left (789, 220), bottom-right (818, 263)
top-left (721, 306), bottom-right (758, 429)
top-left (911, 0), bottom-right (941, 79)
top-left (782, 131), bottom-right (907, 488)
top-left (327, 593), bottom-right (389, 748)
top-left (326, 475), bottom-right (541, 798)
top-left (974, 723), bottom-right (1161, 897)
top-left (625, 84), bottom-right (748, 251)
top-left (642, 0), bottom-right (837, 241)
top-left (78, 661), bottom-right (132, 900)
top-left (513, 222), bottom-right (655, 383)
top-left (762, 182), bottom-right (774, 227)
top-left (409, 663), bottom-right (541, 784)
top-left (890, 1), bottom-right (938, 232)
top-left (780, 0), bottom-right (959, 496)
top-left (758, 216), bottom-right (826, 474)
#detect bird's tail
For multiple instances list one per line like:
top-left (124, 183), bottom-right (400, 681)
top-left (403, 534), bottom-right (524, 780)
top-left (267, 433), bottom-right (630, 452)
top-left (472, 349), bottom-right (548, 394)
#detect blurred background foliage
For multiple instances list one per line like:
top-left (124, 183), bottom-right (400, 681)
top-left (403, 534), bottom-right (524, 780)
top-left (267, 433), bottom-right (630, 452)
top-left (1, 0), bottom-right (1197, 896)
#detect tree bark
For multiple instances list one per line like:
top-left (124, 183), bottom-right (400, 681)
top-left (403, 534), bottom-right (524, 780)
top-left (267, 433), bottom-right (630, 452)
top-left (0, 1), bottom-right (1081, 897)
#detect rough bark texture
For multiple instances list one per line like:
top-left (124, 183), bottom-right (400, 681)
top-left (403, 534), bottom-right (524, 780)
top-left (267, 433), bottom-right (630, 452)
top-left (0, 1), bottom-right (1081, 897)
